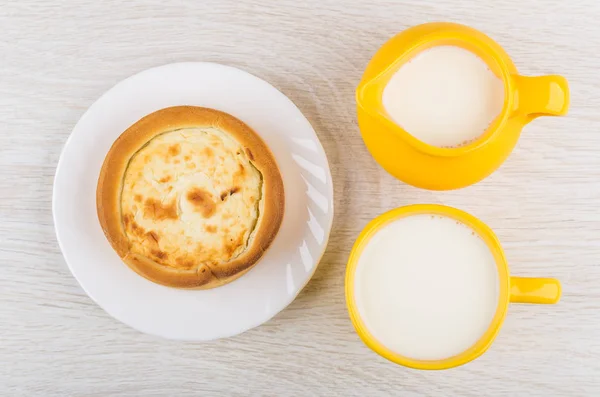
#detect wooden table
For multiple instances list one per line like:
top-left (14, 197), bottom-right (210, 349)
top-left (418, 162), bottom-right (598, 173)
top-left (1, 1), bottom-right (599, 395)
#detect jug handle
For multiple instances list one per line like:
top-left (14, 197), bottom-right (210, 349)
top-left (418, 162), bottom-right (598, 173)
top-left (510, 276), bottom-right (561, 304)
top-left (513, 75), bottom-right (569, 120)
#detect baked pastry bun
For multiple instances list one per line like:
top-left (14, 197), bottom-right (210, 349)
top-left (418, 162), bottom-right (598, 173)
top-left (96, 106), bottom-right (284, 289)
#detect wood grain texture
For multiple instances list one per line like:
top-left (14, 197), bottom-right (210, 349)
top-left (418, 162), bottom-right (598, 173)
top-left (1, 0), bottom-right (599, 395)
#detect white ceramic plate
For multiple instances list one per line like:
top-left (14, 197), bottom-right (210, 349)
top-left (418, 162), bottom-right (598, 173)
top-left (53, 62), bottom-right (334, 340)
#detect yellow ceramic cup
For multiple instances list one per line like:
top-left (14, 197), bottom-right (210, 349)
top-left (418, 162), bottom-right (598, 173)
top-left (345, 204), bottom-right (561, 370)
top-left (356, 22), bottom-right (570, 190)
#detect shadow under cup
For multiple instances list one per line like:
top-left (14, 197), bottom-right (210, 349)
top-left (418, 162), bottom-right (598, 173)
top-left (345, 204), bottom-right (561, 370)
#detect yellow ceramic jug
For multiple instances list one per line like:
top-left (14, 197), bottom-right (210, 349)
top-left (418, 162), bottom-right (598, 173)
top-left (356, 22), bottom-right (570, 190)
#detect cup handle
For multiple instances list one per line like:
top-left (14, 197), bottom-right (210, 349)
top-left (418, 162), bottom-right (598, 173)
top-left (510, 277), bottom-right (562, 304)
top-left (513, 75), bottom-right (570, 119)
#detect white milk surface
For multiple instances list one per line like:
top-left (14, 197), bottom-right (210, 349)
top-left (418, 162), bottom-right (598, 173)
top-left (354, 214), bottom-right (499, 361)
top-left (382, 45), bottom-right (505, 148)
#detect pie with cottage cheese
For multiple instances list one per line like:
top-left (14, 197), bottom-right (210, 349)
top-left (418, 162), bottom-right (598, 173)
top-left (96, 106), bottom-right (284, 289)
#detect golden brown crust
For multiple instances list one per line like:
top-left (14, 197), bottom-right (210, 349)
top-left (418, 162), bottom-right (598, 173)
top-left (97, 106), bottom-right (284, 289)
